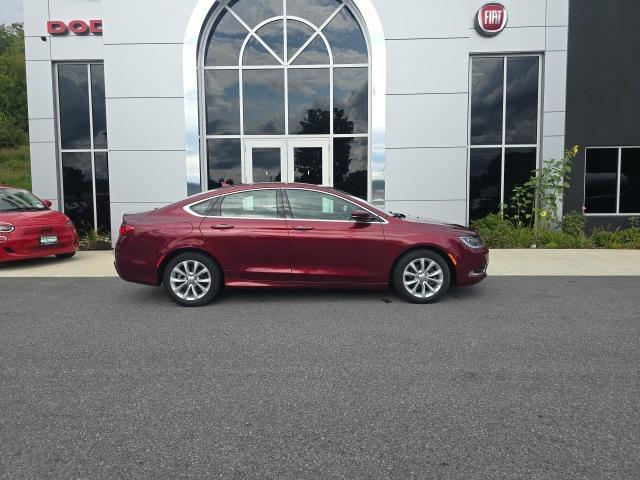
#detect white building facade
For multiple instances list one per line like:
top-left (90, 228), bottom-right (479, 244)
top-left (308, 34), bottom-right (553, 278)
top-left (23, 0), bottom-right (569, 240)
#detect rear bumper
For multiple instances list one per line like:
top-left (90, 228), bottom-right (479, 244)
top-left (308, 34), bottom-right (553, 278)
top-left (114, 236), bottom-right (160, 286)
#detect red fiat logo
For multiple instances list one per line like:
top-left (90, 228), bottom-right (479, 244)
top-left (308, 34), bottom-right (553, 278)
top-left (477, 3), bottom-right (508, 36)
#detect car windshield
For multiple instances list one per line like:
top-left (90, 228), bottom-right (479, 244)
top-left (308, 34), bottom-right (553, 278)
top-left (0, 188), bottom-right (48, 212)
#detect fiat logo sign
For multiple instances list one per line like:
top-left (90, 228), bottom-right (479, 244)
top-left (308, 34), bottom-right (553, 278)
top-left (476, 3), bottom-right (508, 36)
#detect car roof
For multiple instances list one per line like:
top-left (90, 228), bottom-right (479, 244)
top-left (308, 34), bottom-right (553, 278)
top-left (181, 183), bottom-right (385, 214)
top-left (187, 182), bottom-right (338, 200)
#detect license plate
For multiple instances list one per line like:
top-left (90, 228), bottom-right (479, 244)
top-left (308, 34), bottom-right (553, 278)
top-left (40, 235), bottom-right (58, 246)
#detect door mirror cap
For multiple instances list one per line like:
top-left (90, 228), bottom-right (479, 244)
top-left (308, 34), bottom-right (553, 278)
top-left (42, 199), bottom-right (53, 208)
top-left (351, 210), bottom-right (377, 223)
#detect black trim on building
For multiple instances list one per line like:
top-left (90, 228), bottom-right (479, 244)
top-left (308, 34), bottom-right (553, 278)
top-left (565, 0), bottom-right (640, 229)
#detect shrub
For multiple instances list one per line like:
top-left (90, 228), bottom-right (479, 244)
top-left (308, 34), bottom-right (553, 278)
top-left (561, 210), bottom-right (587, 237)
top-left (78, 226), bottom-right (112, 251)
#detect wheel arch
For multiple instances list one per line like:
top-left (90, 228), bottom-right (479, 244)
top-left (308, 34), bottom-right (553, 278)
top-left (389, 244), bottom-right (458, 287)
top-left (157, 247), bottom-right (224, 285)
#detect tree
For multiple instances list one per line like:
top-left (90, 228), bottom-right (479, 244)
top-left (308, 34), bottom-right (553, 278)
top-left (0, 23), bottom-right (28, 147)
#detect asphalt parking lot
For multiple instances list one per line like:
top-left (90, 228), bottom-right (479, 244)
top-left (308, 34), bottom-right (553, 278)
top-left (1, 277), bottom-right (639, 479)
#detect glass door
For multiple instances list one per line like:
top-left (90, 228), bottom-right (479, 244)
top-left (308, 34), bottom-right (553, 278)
top-left (244, 140), bottom-right (286, 183)
top-left (244, 139), bottom-right (330, 185)
top-left (287, 139), bottom-right (330, 186)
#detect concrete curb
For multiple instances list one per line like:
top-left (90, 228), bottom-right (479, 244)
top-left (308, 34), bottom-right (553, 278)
top-left (1, 249), bottom-right (639, 278)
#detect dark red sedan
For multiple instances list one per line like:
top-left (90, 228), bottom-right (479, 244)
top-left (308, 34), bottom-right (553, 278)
top-left (115, 184), bottom-right (488, 306)
top-left (0, 186), bottom-right (78, 262)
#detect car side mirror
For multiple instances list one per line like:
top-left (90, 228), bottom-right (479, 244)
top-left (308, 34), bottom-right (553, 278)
top-left (42, 199), bottom-right (52, 208)
top-left (350, 210), bottom-right (376, 223)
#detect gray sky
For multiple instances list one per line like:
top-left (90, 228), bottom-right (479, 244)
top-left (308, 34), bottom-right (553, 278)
top-left (1, 0), bottom-right (23, 25)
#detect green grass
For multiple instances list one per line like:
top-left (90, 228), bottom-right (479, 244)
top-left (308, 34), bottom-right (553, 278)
top-left (0, 144), bottom-right (31, 190)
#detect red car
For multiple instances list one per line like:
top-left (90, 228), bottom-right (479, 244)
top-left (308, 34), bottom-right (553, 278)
top-left (115, 183), bottom-right (488, 306)
top-left (0, 186), bottom-right (78, 263)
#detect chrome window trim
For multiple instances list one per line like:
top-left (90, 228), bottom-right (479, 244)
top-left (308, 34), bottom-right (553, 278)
top-left (183, 186), bottom-right (388, 223)
top-left (183, 187), bottom-right (280, 218)
top-left (183, 0), bottom-right (386, 205)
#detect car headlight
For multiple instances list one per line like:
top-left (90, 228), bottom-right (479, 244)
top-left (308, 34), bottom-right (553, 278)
top-left (66, 218), bottom-right (75, 228)
top-left (0, 223), bottom-right (15, 233)
top-left (459, 236), bottom-right (485, 249)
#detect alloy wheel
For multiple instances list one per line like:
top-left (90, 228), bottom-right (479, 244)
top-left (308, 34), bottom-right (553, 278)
top-left (402, 258), bottom-right (444, 299)
top-left (169, 260), bottom-right (212, 301)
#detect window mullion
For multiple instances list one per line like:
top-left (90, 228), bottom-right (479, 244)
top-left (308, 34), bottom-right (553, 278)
top-left (501, 56), bottom-right (507, 208)
top-left (86, 64), bottom-right (99, 231)
top-left (284, 0), bottom-right (289, 135)
top-left (616, 147), bottom-right (622, 214)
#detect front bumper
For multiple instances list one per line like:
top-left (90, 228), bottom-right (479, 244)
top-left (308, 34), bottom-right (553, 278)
top-left (0, 229), bottom-right (78, 262)
top-left (454, 248), bottom-right (489, 287)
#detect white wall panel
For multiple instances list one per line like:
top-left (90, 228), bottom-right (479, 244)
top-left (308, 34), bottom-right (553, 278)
top-left (386, 148), bottom-right (467, 201)
top-left (25, 61), bottom-right (54, 119)
top-left (546, 0), bottom-right (569, 27)
top-left (48, 0), bottom-right (102, 21)
top-left (106, 98), bottom-right (186, 151)
top-left (469, 26), bottom-right (546, 53)
top-left (386, 94), bottom-right (468, 148)
top-left (24, 36), bottom-right (50, 61)
top-left (104, 44), bottom-right (184, 98)
top-left (542, 135), bottom-right (565, 162)
top-left (386, 38), bottom-right (468, 94)
top-left (51, 35), bottom-right (104, 61)
top-left (546, 26), bottom-right (568, 51)
top-left (108, 151), bottom-right (187, 203)
top-left (22, 0), bottom-right (49, 37)
top-left (543, 51), bottom-right (568, 112)
top-left (468, 0), bottom-right (546, 28)
top-left (29, 142), bottom-right (58, 200)
top-left (543, 111), bottom-right (565, 138)
top-left (385, 200), bottom-right (467, 225)
top-left (103, 0), bottom-right (199, 44)
top-left (374, 0), bottom-right (468, 39)
top-left (28, 118), bottom-right (56, 143)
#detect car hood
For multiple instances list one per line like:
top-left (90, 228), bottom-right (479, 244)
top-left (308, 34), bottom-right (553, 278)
top-left (398, 214), bottom-right (476, 235)
top-left (0, 209), bottom-right (68, 225)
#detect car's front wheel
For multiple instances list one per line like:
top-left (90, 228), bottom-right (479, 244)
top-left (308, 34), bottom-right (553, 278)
top-left (162, 252), bottom-right (222, 307)
top-left (393, 250), bottom-right (451, 304)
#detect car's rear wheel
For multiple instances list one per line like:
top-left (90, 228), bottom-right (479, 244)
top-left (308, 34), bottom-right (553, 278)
top-left (56, 252), bottom-right (76, 259)
top-left (393, 250), bottom-right (451, 304)
top-left (162, 252), bottom-right (222, 307)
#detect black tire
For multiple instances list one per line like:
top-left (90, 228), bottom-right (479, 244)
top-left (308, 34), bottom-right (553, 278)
top-left (162, 251), bottom-right (222, 307)
top-left (56, 252), bottom-right (76, 259)
top-left (392, 249), bottom-right (451, 304)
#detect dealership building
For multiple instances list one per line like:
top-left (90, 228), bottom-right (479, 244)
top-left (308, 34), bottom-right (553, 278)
top-left (22, 0), bottom-right (640, 240)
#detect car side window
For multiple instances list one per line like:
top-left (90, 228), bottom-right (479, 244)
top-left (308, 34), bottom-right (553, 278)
top-left (285, 189), bottom-right (362, 221)
top-left (189, 198), bottom-right (216, 216)
top-left (219, 190), bottom-right (278, 219)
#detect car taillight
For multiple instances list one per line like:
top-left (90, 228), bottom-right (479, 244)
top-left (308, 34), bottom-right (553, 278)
top-left (0, 223), bottom-right (15, 233)
top-left (119, 223), bottom-right (135, 236)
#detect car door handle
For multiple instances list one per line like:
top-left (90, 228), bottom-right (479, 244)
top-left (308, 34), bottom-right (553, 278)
top-left (211, 224), bottom-right (234, 230)
top-left (292, 226), bottom-right (314, 231)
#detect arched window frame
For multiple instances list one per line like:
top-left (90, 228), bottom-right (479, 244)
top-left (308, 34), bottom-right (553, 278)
top-left (183, 0), bottom-right (386, 205)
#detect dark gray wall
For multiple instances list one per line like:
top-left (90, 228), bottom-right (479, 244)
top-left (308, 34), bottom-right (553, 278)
top-left (565, 0), bottom-right (640, 228)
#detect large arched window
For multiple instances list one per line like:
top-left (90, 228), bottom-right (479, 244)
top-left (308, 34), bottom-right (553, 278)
top-left (198, 0), bottom-right (370, 199)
